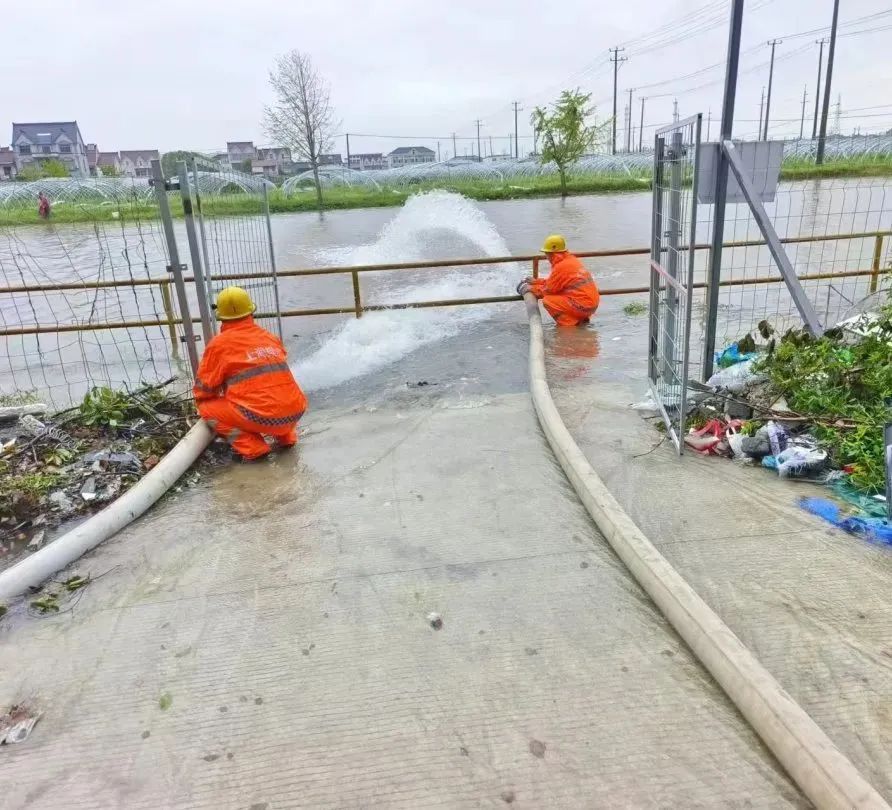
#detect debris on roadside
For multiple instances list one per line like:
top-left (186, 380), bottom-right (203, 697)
top-left (650, 301), bottom-right (892, 538)
top-left (0, 380), bottom-right (225, 565)
top-left (0, 705), bottom-right (42, 745)
top-left (427, 612), bottom-right (444, 630)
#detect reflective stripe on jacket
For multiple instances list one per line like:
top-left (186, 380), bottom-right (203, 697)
top-left (193, 316), bottom-right (307, 424)
top-left (529, 252), bottom-right (600, 310)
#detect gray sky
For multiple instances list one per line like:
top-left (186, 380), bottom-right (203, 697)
top-left (5, 0), bottom-right (892, 157)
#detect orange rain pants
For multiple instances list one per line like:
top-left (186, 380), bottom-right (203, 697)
top-left (529, 251), bottom-right (600, 327)
top-left (193, 316), bottom-right (307, 460)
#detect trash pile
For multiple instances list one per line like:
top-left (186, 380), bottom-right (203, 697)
top-left (0, 381), bottom-right (219, 563)
top-left (679, 306), bottom-right (892, 543)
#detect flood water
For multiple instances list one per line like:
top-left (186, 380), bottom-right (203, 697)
top-left (1, 177), bottom-right (890, 407)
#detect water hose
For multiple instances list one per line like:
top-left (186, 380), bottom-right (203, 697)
top-left (0, 421), bottom-right (213, 603)
top-left (523, 293), bottom-right (888, 810)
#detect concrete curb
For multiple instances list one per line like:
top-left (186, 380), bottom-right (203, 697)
top-left (0, 421), bottom-right (214, 602)
top-left (523, 294), bottom-right (888, 810)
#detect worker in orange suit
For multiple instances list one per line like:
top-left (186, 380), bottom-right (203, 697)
top-left (517, 234), bottom-right (600, 326)
top-left (193, 286), bottom-right (307, 461)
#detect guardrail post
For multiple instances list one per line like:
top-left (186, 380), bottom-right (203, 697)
top-left (869, 233), bottom-right (884, 294)
top-left (178, 161), bottom-right (215, 344)
top-left (351, 270), bottom-right (362, 318)
top-left (190, 157), bottom-right (215, 317)
top-left (151, 159), bottom-right (199, 375)
top-left (158, 281), bottom-right (180, 359)
top-left (261, 184), bottom-right (284, 339)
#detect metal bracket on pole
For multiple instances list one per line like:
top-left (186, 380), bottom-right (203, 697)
top-left (151, 159), bottom-right (199, 375)
top-left (723, 140), bottom-right (824, 336)
top-left (177, 162), bottom-right (215, 344)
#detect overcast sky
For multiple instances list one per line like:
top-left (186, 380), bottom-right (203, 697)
top-left (5, 0), bottom-right (892, 158)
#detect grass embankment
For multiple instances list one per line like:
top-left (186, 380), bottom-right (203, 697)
top-left (3, 158), bottom-right (892, 226)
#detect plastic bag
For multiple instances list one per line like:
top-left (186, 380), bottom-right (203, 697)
top-left (775, 445), bottom-right (828, 478)
top-left (706, 360), bottom-right (767, 395)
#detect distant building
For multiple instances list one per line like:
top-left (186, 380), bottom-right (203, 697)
top-left (119, 150), bottom-right (161, 178)
top-left (292, 154), bottom-right (343, 172)
top-left (98, 152), bottom-right (122, 174)
top-left (349, 153), bottom-right (386, 171)
top-left (0, 147), bottom-right (17, 180)
top-left (86, 143), bottom-right (99, 175)
top-left (254, 146), bottom-right (292, 177)
top-left (387, 146), bottom-right (435, 168)
top-left (227, 141), bottom-right (256, 171)
top-left (11, 121), bottom-right (89, 176)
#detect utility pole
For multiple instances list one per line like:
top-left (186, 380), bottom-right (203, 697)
top-left (704, 0), bottom-right (743, 380)
top-left (799, 85), bottom-right (808, 140)
top-left (812, 38), bottom-right (828, 139)
top-left (475, 120), bottom-right (482, 161)
top-left (437, 141), bottom-right (441, 162)
top-left (758, 86), bottom-right (765, 140)
top-left (626, 88), bottom-right (634, 152)
top-left (512, 101), bottom-right (521, 159)
top-left (345, 133), bottom-right (351, 169)
top-left (609, 47), bottom-right (627, 154)
top-left (816, 0), bottom-right (839, 164)
top-left (452, 133), bottom-right (457, 161)
top-left (638, 96), bottom-right (646, 151)
top-left (489, 135), bottom-right (494, 158)
top-left (762, 39), bottom-right (782, 140)
top-left (707, 107), bottom-right (712, 141)
top-left (833, 93), bottom-right (842, 135)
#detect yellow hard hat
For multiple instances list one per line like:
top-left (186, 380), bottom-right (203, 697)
top-left (541, 234), bottom-right (567, 253)
top-left (215, 286), bottom-right (256, 321)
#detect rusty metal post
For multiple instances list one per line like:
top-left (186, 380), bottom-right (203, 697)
top-left (159, 281), bottom-right (180, 359)
top-left (532, 256), bottom-right (540, 279)
top-left (351, 270), bottom-right (362, 318)
top-left (869, 234), bottom-right (884, 294)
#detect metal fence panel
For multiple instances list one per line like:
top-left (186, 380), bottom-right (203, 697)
top-left (648, 115), bottom-right (702, 453)
top-left (185, 161), bottom-right (282, 339)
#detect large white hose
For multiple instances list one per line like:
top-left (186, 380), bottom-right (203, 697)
top-left (523, 294), bottom-right (888, 810)
top-left (0, 421), bottom-right (213, 603)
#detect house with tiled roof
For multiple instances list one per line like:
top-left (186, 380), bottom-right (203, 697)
top-left (11, 121), bottom-right (89, 176)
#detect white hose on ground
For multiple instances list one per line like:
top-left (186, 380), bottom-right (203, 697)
top-left (0, 421), bottom-right (213, 603)
top-left (523, 294), bottom-right (888, 810)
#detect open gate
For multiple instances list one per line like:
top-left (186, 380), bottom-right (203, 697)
top-left (648, 114), bottom-right (702, 453)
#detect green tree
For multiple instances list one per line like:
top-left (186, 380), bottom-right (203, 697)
top-left (530, 90), bottom-right (608, 197)
top-left (17, 159), bottom-right (69, 181)
top-left (42, 159), bottom-right (69, 178)
top-left (239, 158), bottom-right (253, 174)
top-left (99, 164), bottom-right (121, 177)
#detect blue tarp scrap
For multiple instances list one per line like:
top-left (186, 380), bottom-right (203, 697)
top-left (715, 342), bottom-right (758, 368)
top-left (799, 497), bottom-right (892, 545)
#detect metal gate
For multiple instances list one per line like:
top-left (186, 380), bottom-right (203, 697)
top-left (178, 158), bottom-right (283, 342)
top-left (648, 114), bottom-right (702, 453)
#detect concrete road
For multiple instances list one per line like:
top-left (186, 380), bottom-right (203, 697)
top-left (0, 377), bottom-right (805, 808)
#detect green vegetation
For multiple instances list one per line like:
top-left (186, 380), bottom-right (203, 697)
top-left (0, 390), bottom-right (40, 407)
top-left (2, 156), bottom-right (892, 226)
top-left (160, 150), bottom-right (214, 178)
top-left (531, 89), bottom-right (610, 197)
top-left (623, 301), bottom-right (648, 316)
top-left (757, 302), bottom-right (892, 493)
top-left (17, 159), bottom-right (70, 181)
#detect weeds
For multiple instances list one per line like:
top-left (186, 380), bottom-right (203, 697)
top-left (623, 301), bottom-right (648, 316)
top-left (757, 303), bottom-right (892, 492)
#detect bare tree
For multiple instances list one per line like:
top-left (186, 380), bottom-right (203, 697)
top-left (263, 50), bottom-right (335, 211)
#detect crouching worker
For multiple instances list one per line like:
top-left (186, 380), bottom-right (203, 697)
top-left (517, 234), bottom-right (600, 327)
top-left (194, 286), bottom-right (307, 461)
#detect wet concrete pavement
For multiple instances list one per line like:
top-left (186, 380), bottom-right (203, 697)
top-left (0, 366), bottom-right (810, 808)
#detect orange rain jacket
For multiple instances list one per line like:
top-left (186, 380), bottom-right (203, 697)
top-left (193, 316), bottom-right (307, 430)
top-left (529, 252), bottom-right (600, 327)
